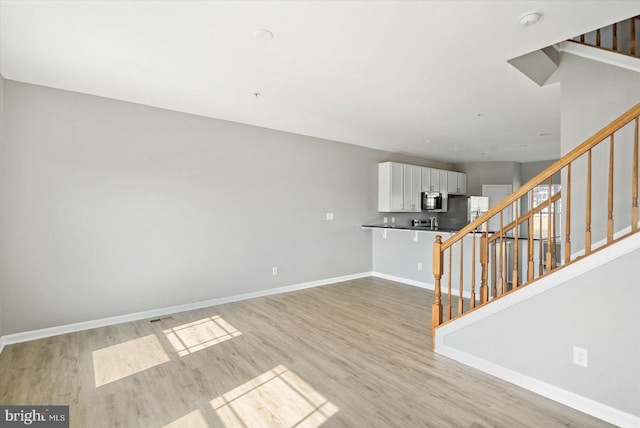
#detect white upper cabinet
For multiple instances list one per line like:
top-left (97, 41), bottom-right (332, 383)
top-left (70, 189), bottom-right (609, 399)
top-left (421, 167), bottom-right (446, 193)
top-left (380, 162), bottom-right (465, 212)
top-left (447, 171), bottom-right (466, 195)
top-left (378, 162), bottom-right (421, 212)
top-left (458, 172), bottom-right (467, 194)
top-left (421, 167), bottom-right (432, 192)
top-left (403, 164), bottom-right (422, 212)
top-left (436, 169), bottom-right (449, 193)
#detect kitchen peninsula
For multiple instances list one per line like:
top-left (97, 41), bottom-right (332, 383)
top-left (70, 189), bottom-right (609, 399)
top-left (363, 223), bottom-right (482, 300)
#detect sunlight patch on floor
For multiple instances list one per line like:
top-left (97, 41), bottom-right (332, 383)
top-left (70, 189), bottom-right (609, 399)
top-left (162, 409), bottom-right (210, 428)
top-left (210, 365), bottom-right (339, 428)
top-left (92, 334), bottom-right (170, 387)
top-left (163, 315), bottom-right (242, 357)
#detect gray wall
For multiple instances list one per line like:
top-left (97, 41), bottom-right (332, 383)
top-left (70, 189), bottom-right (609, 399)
top-left (0, 74), bottom-right (4, 337)
top-left (560, 53), bottom-right (640, 253)
top-left (521, 160), bottom-right (558, 185)
top-left (458, 161), bottom-right (560, 196)
top-left (455, 161), bottom-right (521, 196)
top-left (444, 246), bottom-right (640, 417)
top-left (372, 229), bottom-right (481, 296)
top-left (0, 80), bottom-right (442, 335)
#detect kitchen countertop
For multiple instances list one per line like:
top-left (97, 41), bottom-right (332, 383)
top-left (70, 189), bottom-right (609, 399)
top-left (362, 224), bottom-right (559, 240)
top-left (361, 224), bottom-right (461, 233)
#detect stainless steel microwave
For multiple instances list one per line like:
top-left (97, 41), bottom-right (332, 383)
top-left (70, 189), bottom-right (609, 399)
top-left (422, 192), bottom-right (443, 211)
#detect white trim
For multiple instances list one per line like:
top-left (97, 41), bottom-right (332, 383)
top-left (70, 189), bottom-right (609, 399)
top-left (372, 271), bottom-right (434, 290)
top-left (557, 41), bottom-right (640, 74)
top-left (371, 271), bottom-right (474, 300)
top-left (435, 345), bottom-right (640, 428)
top-left (0, 272), bottom-right (371, 350)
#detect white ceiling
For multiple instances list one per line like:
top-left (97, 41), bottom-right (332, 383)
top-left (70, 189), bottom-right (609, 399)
top-left (2, 1), bottom-right (640, 163)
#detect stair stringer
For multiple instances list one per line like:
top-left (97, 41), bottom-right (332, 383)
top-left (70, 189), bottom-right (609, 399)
top-left (433, 232), bottom-right (640, 428)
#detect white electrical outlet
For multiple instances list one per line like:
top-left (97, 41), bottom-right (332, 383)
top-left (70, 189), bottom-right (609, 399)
top-left (417, 262), bottom-right (423, 271)
top-left (573, 346), bottom-right (588, 367)
top-left (326, 212), bottom-right (334, 221)
top-left (383, 217), bottom-right (388, 224)
top-left (272, 266), bottom-right (278, 276)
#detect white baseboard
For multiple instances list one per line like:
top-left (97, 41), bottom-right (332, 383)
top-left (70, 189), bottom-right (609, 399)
top-left (0, 271), bottom-right (371, 351)
top-left (436, 344), bottom-right (640, 428)
top-left (371, 271), bottom-right (474, 300)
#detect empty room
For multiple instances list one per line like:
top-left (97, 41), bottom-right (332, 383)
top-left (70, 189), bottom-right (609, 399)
top-left (1, 1), bottom-right (639, 427)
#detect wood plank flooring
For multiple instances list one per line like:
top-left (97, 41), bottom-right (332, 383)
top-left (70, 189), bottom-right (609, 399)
top-left (0, 277), bottom-right (611, 427)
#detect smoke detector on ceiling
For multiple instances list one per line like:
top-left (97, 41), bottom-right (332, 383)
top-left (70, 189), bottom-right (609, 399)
top-left (254, 29), bottom-right (274, 41)
top-left (520, 11), bottom-right (542, 26)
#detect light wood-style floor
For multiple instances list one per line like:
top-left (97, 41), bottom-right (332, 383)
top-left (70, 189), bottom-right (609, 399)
top-left (0, 277), bottom-right (610, 427)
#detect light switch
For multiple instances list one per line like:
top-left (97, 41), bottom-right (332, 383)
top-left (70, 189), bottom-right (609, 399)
top-left (326, 212), bottom-right (334, 221)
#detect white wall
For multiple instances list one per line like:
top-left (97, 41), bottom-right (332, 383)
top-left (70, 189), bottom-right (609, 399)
top-left (0, 80), bottom-right (447, 335)
top-left (560, 53), bottom-right (640, 253)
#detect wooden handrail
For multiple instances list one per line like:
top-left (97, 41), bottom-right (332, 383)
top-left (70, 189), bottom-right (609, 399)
top-left (432, 101), bottom-right (640, 340)
top-left (441, 102), bottom-right (640, 252)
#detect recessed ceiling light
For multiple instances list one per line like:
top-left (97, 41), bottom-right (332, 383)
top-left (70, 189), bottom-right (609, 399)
top-left (254, 29), bottom-right (274, 41)
top-left (520, 11), bottom-right (542, 26)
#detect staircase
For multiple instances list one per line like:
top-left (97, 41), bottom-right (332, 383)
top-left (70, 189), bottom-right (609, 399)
top-left (568, 15), bottom-right (639, 58)
top-left (428, 19), bottom-right (640, 426)
top-left (509, 15), bottom-right (640, 86)
top-left (430, 102), bottom-right (640, 347)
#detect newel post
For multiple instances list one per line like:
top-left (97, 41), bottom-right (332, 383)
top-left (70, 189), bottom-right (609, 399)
top-left (432, 235), bottom-right (443, 347)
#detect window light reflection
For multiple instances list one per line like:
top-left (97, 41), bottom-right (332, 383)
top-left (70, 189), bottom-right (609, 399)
top-left (163, 315), bottom-right (242, 357)
top-left (92, 334), bottom-right (170, 387)
top-left (162, 409), bottom-right (210, 428)
top-left (210, 365), bottom-right (339, 427)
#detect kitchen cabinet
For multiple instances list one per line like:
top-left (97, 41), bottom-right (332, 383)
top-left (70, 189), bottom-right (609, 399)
top-left (422, 168), bottom-right (449, 212)
top-left (447, 171), bottom-right (467, 195)
top-left (380, 162), bottom-right (464, 212)
top-left (378, 162), bottom-right (421, 212)
top-left (436, 169), bottom-right (449, 193)
top-left (421, 168), bottom-right (448, 193)
top-left (421, 167), bottom-right (434, 192)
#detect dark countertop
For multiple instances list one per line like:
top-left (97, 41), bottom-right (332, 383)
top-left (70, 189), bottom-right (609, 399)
top-left (362, 224), bottom-right (461, 233)
top-left (362, 224), bottom-right (559, 240)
